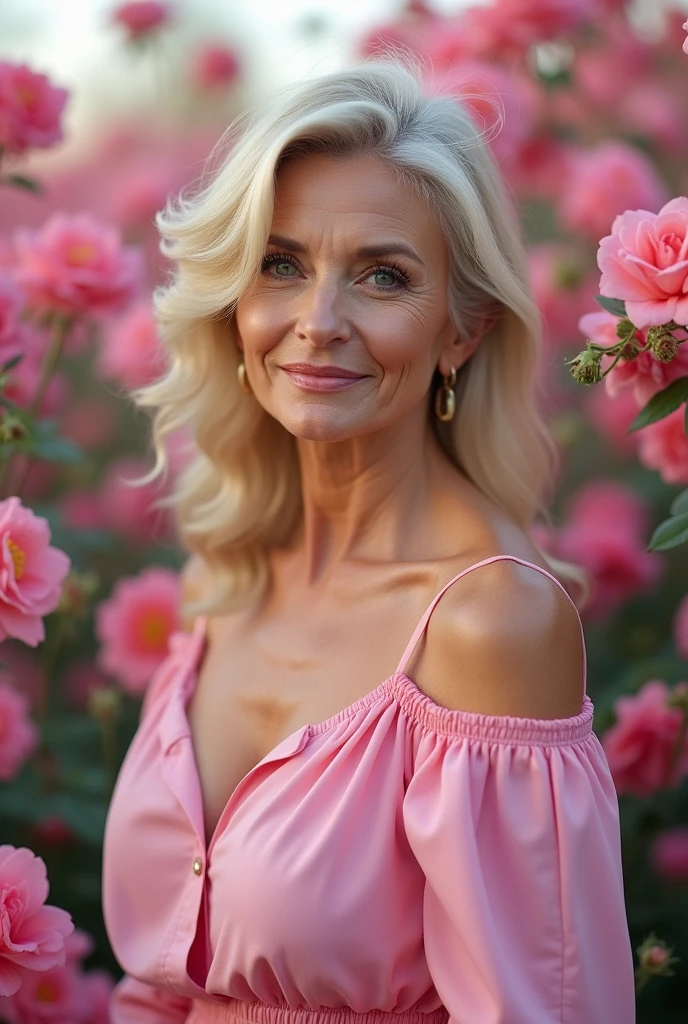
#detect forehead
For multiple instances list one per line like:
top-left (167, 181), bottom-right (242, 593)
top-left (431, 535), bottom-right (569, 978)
top-left (271, 153), bottom-right (444, 247)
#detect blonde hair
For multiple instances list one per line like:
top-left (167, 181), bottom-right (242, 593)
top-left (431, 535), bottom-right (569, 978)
top-left (131, 52), bottom-right (588, 619)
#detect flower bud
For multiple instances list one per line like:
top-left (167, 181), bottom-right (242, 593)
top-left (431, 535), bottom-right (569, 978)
top-left (646, 327), bottom-right (680, 363)
top-left (569, 349), bottom-right (601, 385)
top-left (636, 932), bottom-right (679, 979)
top-left (88, 685), bottom-right (121, 725)
top-left (615, 317), bottom-right (636, 340)
top-left (0, 412), bottom-right (28, 443)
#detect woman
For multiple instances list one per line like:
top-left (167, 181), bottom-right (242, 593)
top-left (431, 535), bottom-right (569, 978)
top-left (102, 56), bottom-right (636, 1023)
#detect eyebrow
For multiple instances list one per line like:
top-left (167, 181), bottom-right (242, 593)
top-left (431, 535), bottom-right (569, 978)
top-left (266, 234), bottom-right (425, 266)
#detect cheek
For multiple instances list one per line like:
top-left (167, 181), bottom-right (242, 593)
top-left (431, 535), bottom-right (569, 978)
top-left (234, 296), bottom-right (286, 351)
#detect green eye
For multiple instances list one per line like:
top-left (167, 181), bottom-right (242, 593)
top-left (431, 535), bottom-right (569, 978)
top-left (275, 261), bottom-right (296, 276)
top-left (373, 270), bottom-right (396, 287)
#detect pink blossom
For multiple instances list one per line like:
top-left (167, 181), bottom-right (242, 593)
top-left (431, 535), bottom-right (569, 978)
top-left (556, 481), bottom-right (661, 619)
top-left (619, 83), bottom-right (685, 156)
top-left (439, 0), bottom-right (594, 59)
top-left (0, 644), bottom-right (45, 711)
top-left (60, 491), bottom-right (106, 532)
top-left (649, 827), bottom-right (688, 880)
top-left (529, 244), bottom-right (598, 347)
top-left (674, 593), bottom-right (688, 661)
top-left (597, 197), bottom-right (688, 329)
top-left (578, 309), bottom-right (688, 405)
top-left (81, 969), bottom-right (114, 1024)
top-left (636, 407), bottom-right (688, 485)
top-left (13, 213), bottom-right (143, 319)
top-left (100, 456), bottom-right (174, 543)
top-left (103, 153), bottom-right (181, 230)
top-left (601, 680), bottom-right (688, 797)
top-left (0, 845), bottom-right (74, 997)
top-left (190, 44), bottom-right (240, 91)
top-left (0, 960), bottom-right (89, 1022)
top-left (683, 20), bottom-right (688, 56)
top-left (0, 497), bottom-right (71, 647)
top-left (111, 1), bottom-right (171, 39)
top-left (0, 677), bottom-right (37, 780)
top-left (582, 384), bottom-right (640, 458)
top-left (558, 141), bottom-right (667, 242)
top-left (96, 298), bottom-right (166, 390)
top-left (0, 63), bottom-right (69, 156)
top-left (509, 137), bottom-right (574, 202)
top-left (94, 566), bottom-right (181, 694)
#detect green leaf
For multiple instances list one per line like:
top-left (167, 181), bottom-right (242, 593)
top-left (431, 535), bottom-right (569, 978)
top-left (595, 295), bottom-right (627, 318)
top-left (628, 377), bottom-right (688, 432)
top-left (4, 174), bottom-right (43, 194)
top-left (647, 513), bottom-right (688, 551)
top-left (29, 435), bottom-right (84, 464)
top-left (671, 489), bottom-right (688, 516)
top-left (0, 354), bottom-right (24, 374)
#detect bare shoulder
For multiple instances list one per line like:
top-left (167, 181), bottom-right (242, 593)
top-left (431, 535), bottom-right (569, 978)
top-left (414, 556), bottom-right (586, 720)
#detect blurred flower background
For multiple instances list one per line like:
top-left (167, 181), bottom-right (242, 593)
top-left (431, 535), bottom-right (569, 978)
top-left (2, 0), bottom-right (688, 1020)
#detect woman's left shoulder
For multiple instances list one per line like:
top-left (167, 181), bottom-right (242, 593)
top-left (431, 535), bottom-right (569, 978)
top-left (416, 553), bottom-right (587, 721)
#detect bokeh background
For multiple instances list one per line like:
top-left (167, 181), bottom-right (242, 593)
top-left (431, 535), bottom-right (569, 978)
top-left (2, 1), bottom-right (688, 1021)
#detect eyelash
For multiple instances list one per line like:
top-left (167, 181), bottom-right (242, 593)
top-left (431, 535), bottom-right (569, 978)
top-left (260, 252), bottom-right (411, 291)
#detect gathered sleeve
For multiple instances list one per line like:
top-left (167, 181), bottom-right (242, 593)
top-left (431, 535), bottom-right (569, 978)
top-left (109, 975), bottom-right (192, 1023)
top-left (402, 716), bottom-right (636, 1024)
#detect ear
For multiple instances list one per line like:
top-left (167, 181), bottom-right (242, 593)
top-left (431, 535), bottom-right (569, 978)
top-left (437, 314), bottom-right (496, 377)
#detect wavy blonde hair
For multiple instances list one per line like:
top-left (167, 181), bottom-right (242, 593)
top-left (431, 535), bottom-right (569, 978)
top-left (130, 52), bottom-right (588, 620)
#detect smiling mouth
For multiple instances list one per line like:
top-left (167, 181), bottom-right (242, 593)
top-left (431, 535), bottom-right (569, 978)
top-left (280, 367), bottom-right (365, 392)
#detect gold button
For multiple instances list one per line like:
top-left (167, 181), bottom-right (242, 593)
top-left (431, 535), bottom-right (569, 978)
top-left (192, 857), bottom-right (203, 876)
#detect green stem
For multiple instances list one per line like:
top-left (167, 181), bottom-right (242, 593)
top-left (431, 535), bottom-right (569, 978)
top-left (35, 615), bottom-right (66, 729)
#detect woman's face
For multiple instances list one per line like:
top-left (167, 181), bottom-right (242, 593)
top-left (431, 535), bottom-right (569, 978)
top-left (234, 152), bottom-right (465, 442)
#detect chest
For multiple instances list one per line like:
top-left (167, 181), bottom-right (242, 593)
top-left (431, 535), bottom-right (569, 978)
top-left (186, 576), bottom-right (438, 845)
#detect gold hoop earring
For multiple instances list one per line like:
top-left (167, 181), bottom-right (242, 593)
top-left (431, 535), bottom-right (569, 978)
top-left (435, 367), bottom-right (457, 422)
top-left (237, 360), bottom-right (252, 396)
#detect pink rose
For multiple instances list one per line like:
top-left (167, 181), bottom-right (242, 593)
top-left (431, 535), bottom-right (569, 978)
top-left (578, 309), bottom-right (688, 405)
top-left (598, 197), bottom-right (688, 329)
top-left (649, 827), bottom-right (688, 880)
top-left (13, 213), bottom-right (143, 319)
top-left (558, 141), bottom-right (667, 242)
top-left (0, 845), bottom-right (74, 997)
top-left (601, 680), bottom-right (688, 797)
top-left (636, 406), bottom-right (688, 485)
top-left (0, 497), bottom-right (71, 646)
top-left (0, 677), bottom-right (38, 780)
top-left (675, 593), bottom-right (688, 661)
top-left (96, 299), bottom-right (166, 390)
top-left (94, 566), bottom-right (181, 694)
top-left (190, 44), bottom-right (240, 91)
top-left (111, 1), bottom-right (171, 39)
top-left (0, 63), bottom-right (69, 156)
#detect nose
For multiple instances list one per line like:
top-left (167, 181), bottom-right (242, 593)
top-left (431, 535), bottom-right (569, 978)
top-left (293, 279), bottom-right (351, 347)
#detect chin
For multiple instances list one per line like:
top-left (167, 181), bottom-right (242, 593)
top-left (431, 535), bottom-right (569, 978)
top-left (277, 407), bottom-right (371, 443)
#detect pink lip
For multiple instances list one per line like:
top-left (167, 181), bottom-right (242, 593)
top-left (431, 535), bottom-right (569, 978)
top-left (281, 368), bottom-right (364, 393)
top-left (280, 363), bottom-right (363, 378)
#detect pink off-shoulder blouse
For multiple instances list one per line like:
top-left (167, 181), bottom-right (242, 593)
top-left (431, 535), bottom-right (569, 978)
top-left (102, 555), bottom-right (636, 1024)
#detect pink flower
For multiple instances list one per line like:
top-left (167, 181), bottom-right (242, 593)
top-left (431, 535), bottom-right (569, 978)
top-left (94, 566), bottom-right (181, 694)
top-left (598, 197), bottom-right (688, 329)
top-left (529, 244), bottom-right (598, 347)
top-left (0, 677), bottom-right (38, 780)
top-left (96, 298), bottom-right (166, 390)
top-left (0, 497), bottom-right (71, 647)
top-left (601, 680), bottom-right (688, 797)
top-left (0, 644), bottom-right (45, 711)
top-left (60, 491), bottom-right (106, 532)
top-left (555, 480), bottom-right (661, 619)
top-left (675, 593), bottom-right (688, 661)
top-left (578, 309), bottom-right (688, 405)
top-left (13, 213), bottom-right (143, 319)
top-left (190, 44), bottom-right (240, 91)
top-left (649, 827), bottom-right (688, 880)
top-left (558, 141), bottom-right (667, 242)
top-left (0, 845), bottom-right (74, 996)
top-left (0, 63), bottom-right (69, 156)
top-left (99, 456), bottom-right (174, 543)
top-left (111, 1), bottom-right (171, 39)
top-left (582, 384), bottom-right (640, 458)
top-left (0, 961), bottom-right (89, 1023)
top-left (636, 407), bottom-right (688, 485)
top-left (439, 0), bottom-right (594, 59)
top-left (683, 20), bottom-right (688, 56)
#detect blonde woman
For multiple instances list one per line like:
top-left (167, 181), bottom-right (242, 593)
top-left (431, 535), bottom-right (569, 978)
top-left (102, 55), bottom-right (636, 1024)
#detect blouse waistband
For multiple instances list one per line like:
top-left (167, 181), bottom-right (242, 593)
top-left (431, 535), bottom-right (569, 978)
top-left (186, 999), bottom-right (450, 1024)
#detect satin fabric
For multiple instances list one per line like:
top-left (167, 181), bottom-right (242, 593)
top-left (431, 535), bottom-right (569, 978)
top-left (102, 556), bottom-right (636, 1024)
